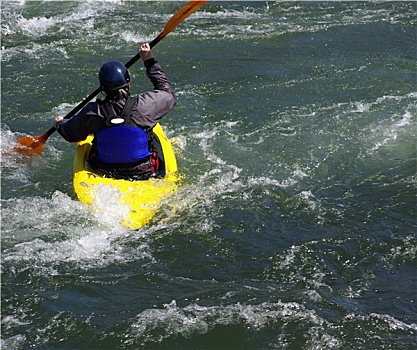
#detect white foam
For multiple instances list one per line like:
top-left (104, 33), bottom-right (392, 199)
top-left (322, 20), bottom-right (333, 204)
top-left (371, 109), bottom-right (414, 151)
top-left (248, 176), bottom-right (288, 188)
top-left (1, 190), bottom-right (153, 271)
top-left (12, 2), bottom-right (103, 36)
top-left (89, 185), bottom-right (130, 225)
top-left (344, 312), bottom-right (417, 332)
top-left (126, 299), bottom-right (328, 346)
top-left (16, 15), bottom-right (57, 36)
top-left (0, 334), bottom-right (27, 350)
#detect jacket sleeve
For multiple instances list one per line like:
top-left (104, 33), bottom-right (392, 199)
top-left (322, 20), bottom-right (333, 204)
top-left (131, 58), bottom-right (176, 130)
top-left (54, 101), bottom-right (102, 142)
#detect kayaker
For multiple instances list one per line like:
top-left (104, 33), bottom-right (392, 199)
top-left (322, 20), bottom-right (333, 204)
top-left (53, 43), bottom-right (176, 180)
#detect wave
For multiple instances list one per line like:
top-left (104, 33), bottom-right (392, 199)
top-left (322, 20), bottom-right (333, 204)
top-left (125, 298), bottom-right (416, 348)
top-left (125, 299), bottom-right (334, 347)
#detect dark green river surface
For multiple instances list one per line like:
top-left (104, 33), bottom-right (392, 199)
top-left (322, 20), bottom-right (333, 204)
top-left (1, 1), bottom-right (416, 349)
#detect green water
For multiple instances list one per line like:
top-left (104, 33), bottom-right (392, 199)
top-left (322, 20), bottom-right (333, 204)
top-left (1, 1), bottom-right (416, 349)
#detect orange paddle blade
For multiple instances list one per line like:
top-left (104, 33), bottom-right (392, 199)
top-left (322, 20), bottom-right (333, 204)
top-left (158, 0), bottom-right (208, 41)
top-left (14, 133), bottom-right (49, 156)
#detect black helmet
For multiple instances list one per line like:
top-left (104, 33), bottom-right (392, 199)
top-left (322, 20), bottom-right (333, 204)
top-left (99, 60), bottom-right (131, 93)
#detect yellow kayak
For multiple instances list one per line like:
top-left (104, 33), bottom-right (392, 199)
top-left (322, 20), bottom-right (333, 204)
top-left (73, 123), bottom-right (179, 229)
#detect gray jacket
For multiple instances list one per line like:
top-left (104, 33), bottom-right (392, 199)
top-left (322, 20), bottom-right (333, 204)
top-left (54, 58), bottom-right (176, 142)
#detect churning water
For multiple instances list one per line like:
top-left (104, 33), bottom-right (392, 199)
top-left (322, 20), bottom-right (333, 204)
top-left (1, 1), bottom-right (416, 349)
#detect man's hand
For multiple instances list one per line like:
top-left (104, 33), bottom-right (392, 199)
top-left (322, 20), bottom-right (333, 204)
top-left (139, 43), bottom-right (154, 62)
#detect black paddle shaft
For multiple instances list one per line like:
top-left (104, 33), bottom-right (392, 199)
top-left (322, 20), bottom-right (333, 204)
top-left (45, 37), bottom-right (160, 137)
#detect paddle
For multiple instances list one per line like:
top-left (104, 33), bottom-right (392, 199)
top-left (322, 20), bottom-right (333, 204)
top-left (14, 0), bottom-right (208, 156)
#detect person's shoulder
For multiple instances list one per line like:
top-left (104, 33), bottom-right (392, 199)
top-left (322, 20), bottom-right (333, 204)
top-left (94, 98), bottom-right (105, 106)
top-left (80, 99), bottom-right (101, 116)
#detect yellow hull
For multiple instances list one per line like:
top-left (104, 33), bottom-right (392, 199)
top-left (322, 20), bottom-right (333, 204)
top-left (73, 123), bottom-right (179, 230)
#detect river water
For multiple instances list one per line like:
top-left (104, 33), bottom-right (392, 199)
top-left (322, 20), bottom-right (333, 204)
top-left (1, 1), bottom-right (416, 349)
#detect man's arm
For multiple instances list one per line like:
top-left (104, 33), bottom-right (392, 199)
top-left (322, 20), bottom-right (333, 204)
top-left (131, 43), bottom-right (176, 129)
top-left (54, 102), bottom-right (100, 142)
